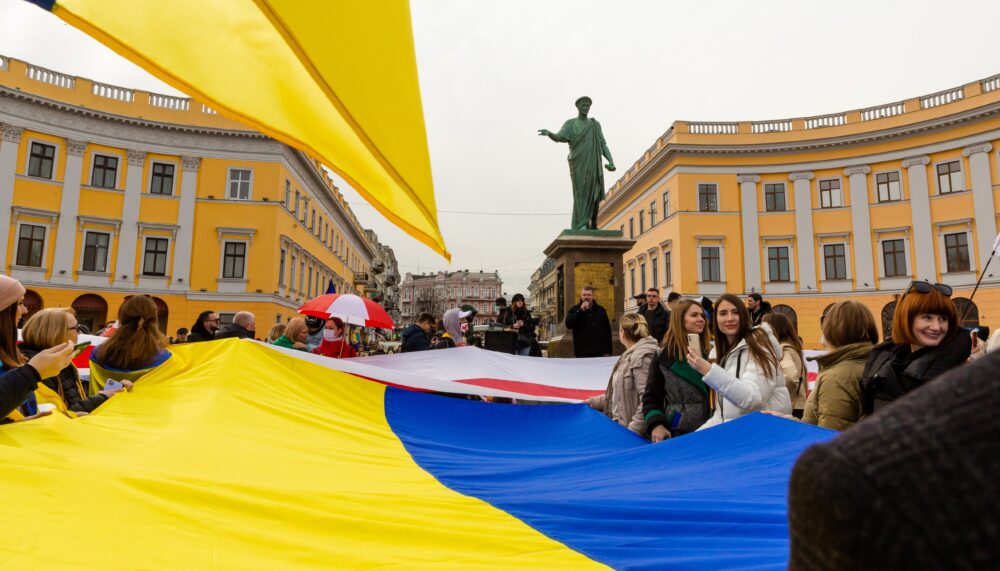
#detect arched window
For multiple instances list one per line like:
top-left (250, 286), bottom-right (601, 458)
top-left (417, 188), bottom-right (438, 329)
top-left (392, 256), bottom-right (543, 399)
top-left (23, 289), bottom-right (44, 322)
top-left (952, 297), bottom-right (979, 329)
top-left (771, 304), bottom-right (798, 332)
top-left (72, 294), bottom-right (108, 334)
top-left (881, 301), bottom-right (897, 342)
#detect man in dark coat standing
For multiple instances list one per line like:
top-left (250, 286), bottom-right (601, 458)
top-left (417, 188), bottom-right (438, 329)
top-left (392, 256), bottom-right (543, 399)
top-left (788, 349), bottom-right (1000, 570)
top-left (565, 286), bottom-right (613, 358)
top-left (215, 311), bottom-right (256, 340)
top-left (747, 293), bottom-right (771, 326)
top-left (636, 288), bottom-right (669, 343)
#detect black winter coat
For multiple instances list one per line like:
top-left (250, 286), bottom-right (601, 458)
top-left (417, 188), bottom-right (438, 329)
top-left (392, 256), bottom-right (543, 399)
top-left (637, 304), bottom-right (670, 343)
top-left (0, 362), bottom-right (41, 420)
top-left (565, 301), bottom-right (613, 357)
top-left (400, 324), bottom-right (431, 353)
top-left (500, 307), bottom-right (537, 348)
top-left (215, 324), bottom-right (254, 340)
top-left (859, 331), bottom-right (971, 414)
top-left (21, 345), bottom-right (108, 413)
top-left (642, 351), bottom-right (712, 437)
top-left (186, 328), bottom-right (215, 343)
top-left (789, 350), bottom-right (1000, 570)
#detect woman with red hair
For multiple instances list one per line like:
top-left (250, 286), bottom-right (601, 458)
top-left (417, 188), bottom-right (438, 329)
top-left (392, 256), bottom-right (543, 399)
top-left (859, 281), bottom-right (971, 414)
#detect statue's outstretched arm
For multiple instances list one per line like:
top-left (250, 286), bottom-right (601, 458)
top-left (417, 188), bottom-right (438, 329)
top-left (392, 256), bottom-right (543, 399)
top-left (538, 128), bottom-right (568, 143)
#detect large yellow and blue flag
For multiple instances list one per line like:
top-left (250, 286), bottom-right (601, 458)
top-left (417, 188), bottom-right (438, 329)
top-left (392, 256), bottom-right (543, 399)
top-left (25, 0), bottom-right (449, 259)
top-left (0, 340), bottom-right (833, 569)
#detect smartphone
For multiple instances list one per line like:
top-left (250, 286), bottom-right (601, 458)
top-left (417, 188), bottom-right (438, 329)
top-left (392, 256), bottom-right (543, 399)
top-left (72, 341), bottom-right (92, 356)
top-left (687, 333), bottom-right (702, 356)
top-left (104, 379), bottom-right (124, 391)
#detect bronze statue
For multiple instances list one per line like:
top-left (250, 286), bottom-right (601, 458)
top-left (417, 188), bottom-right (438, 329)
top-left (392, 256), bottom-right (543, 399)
top-left (539, 96), bottom-right (616, 230)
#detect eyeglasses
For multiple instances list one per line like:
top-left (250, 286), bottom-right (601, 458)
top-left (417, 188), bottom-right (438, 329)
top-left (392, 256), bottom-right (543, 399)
top-left (904, 281), bottom-right (953, 297)
top-left (67, 324), bottom-right (82, 332)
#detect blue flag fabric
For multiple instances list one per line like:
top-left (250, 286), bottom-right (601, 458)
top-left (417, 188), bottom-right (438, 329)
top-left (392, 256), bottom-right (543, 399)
top-left (385, 388), bottom-right (836, 571)
top-left (326, 279), bottom-right (336, 294)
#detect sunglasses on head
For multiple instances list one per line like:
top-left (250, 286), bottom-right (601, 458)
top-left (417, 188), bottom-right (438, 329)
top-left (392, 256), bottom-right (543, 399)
top-left (905, 281), bottom-right (953, 297)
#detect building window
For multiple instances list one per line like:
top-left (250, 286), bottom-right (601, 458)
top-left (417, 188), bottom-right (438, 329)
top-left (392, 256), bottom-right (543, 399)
top-left (279, 249), bottom-right (287, 286)
top-left (882, 239), bottom-right (907, 277)
top-left (944, 232), bottom-right (970, 273)
top-left (819, 179), bottom-right (843, 208)
top-left (289, 256), bottom-right (297, 291)
top-left (698, 184), bottom-right (718, 212)
top-left (876, 172), bottom-right (901, 203)
top-left (299, 262), bottom-right (305, 294)
top-left (664, 251), bottom-right (672, 285)
top-left (639, 262), bottom-right (647, 292)
top-left (307, 266), bottom-right (313, 295)
top-left (619, 224), bottom-right (624, 235)
top-left (285, 180), bottom-right (291, 209)
top-left (221, 242), bottom-right (246, 279)
top-left (294, 191), bottom-right (301, 218)
top-left (764, 183), bottom-right (786, 212)
top-left (227, 168), bottom-right (252, 200)
top-left (91, 155), bottom-right (118, 189)
top-left (701, 246), bottom-right (721, 282)
top-left (629, 267), bottom-right (636, 296)
top-left (663, 191), bottom-right (670, 218)
top-left (28, 142), bottom-right (55, 179)
top-left (651, 256), bottom-right (658, 290)
top-left (629, 218), bottom-right (634, 239)
top-left (649, 201), bottom-right (657, 225)
top-left (15, 224), bottom-right (46, 267)
top-left (767, 246), bottom-right (790, 282)
top-left (82, 231), bottom-right (110, 272)
top-left (639, 210), bottom-right (646, 234)
top-left (936, 161), bottom-right (962, 194)
top-left (150, 162), bottom-right (175, 195)
top-left (311, 209), bottom-right (316, 231)
top-left (142, 237), bottom-right (169, 276)
top-left (823, 244), bottom-right (847, 280)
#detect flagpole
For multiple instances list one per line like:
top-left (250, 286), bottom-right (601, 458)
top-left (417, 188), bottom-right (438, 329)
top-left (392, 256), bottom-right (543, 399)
top-left (961, 233), bottom-right (1000, 322)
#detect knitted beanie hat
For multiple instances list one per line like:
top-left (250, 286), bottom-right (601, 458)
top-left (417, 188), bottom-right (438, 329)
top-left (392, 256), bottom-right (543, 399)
top-left (0, 275), bottom-right (26, 312)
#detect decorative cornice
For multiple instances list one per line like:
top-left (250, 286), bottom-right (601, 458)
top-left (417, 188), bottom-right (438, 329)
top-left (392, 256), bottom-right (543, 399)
top-left (65, 138), bottom-right (87, 156)
top-left (137, 221), bottom-right (179, 239)
top-left (12, 206), bottom-right (59, 222)
top-left (1, 123), bottom-right (23, 143)
top-left (736, 174), bottom-right (761, 184)
top-left (789, 171), bottom-right (814, 181)
top-left (901, 155), bottom-right (930, 168)
top-left (843, 165), bottom-right (871, 176)
top-left (77, 215), bottom-right (122, 235)
top-left (127, 149), bottom-right (146, 166)
top-left (216, 226), bottom-right (258, 245)
top-left (963, 142), bottom-right (993, 156)
top-left (181, 156), bottom-right (202, 172)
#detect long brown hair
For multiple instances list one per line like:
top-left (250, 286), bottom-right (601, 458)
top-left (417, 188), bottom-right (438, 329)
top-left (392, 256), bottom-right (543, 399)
top-left (0, 303), bottom-right (24, 369)
top-left (712, 294), bottom-right (778, 378)
top-left (822, 301), bottom-right (878, 348)
top-left (662, 299), bottom-right (711, 360)
top-left (762, 312), bottom-right (802, 354)
top-left (94, 296), bottom-right (168, 370)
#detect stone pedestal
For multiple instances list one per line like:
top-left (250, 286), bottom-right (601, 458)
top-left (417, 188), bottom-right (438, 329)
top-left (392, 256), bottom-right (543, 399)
top-left (543, 230), bottom-right (635, 358)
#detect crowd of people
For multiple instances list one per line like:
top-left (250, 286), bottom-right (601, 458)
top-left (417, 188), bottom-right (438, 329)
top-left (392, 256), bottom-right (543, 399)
top-left (398, 294), bottom-right (542, 355)
top-left (581, 282), bottom-right (984, 441)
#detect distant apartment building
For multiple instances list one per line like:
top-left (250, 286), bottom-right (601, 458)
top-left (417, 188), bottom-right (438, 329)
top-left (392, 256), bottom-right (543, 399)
top-left (399, 270), bottom-right (502, 325)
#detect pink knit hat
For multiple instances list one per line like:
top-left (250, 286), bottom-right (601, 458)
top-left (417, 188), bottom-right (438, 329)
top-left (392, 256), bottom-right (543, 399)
top-left (0, 275), bottom-right (26, 312)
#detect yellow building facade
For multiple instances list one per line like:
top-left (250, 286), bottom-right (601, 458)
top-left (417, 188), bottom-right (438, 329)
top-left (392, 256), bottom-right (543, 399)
top-left (599, 75), bottom-right (1000, 347)
top-left (0, 56), bottom-right (377, 334)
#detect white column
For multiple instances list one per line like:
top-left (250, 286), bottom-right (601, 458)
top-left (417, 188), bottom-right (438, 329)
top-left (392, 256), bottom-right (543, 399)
top-left (963, 143), bottom-right (996, 266)
top-left (49, 139), bottom-right (88, 284)
top-left (789, 171), bottom-right (817, 290)
top-left (0, 124), bottom-right (23, 272)
top-left (902, 156), bottom-right (935, 282)
top-left (737, 174), bottom-right (762, 293)
top-left (844, 165), bottom-right (875, 290)
top-left (113, 150), bottom-right (146, 288)
top-left (171, 156), bottom-right (200, 290)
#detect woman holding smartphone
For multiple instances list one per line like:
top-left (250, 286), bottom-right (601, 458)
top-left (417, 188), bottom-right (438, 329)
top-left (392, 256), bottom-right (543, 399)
top-left (0, 275), bottom-right (76, 422)
top-left (586, 313), bottom-right (659, 434)
top-left (643, 299), bottom-right (715, 441)
top-left (685, 293), bottom-right (791, 428)
top-left (20, 308), bottom-right (130, 414)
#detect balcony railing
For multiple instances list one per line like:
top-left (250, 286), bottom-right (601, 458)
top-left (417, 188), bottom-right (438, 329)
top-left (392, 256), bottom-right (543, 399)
top-left (353, 272), bottom-right (370, 285)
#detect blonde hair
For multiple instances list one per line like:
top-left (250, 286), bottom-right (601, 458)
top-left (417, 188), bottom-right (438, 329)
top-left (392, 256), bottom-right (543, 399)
top-left (619, 313), bottom-right (649, 343)
top-left (662, 299), bottom-right (711, 360)
top-left (267, 323), bottom-right (286, 342)
top-left (284, 318), bottom-right (307, 342)
top-left (22, 308), bottom-right (76, 349)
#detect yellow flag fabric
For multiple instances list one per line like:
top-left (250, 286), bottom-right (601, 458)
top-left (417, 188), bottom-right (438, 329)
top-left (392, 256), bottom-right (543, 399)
top-left (0, 340), bottom-right (600, 569)
top-left (51, 0), bottom-right (449, 259)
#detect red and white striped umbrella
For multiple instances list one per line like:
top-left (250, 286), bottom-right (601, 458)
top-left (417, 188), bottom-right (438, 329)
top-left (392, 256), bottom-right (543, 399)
top-left (298, 293), bottom-right (395, 329)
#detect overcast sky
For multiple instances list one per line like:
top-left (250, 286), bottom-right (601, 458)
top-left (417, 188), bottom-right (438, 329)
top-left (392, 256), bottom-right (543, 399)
top-left (2, 0), bottom-right (999, 294)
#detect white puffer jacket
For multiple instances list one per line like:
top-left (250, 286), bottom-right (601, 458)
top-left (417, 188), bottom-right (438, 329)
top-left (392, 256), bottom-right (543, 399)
top-left (699, 323), bottom-right (792, 429)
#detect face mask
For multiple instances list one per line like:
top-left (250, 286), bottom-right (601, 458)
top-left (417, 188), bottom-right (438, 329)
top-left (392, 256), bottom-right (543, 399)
top-left (460, 323), bottom-right (468, 333)
top-left (323, 329), bottom-right (339, 341)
